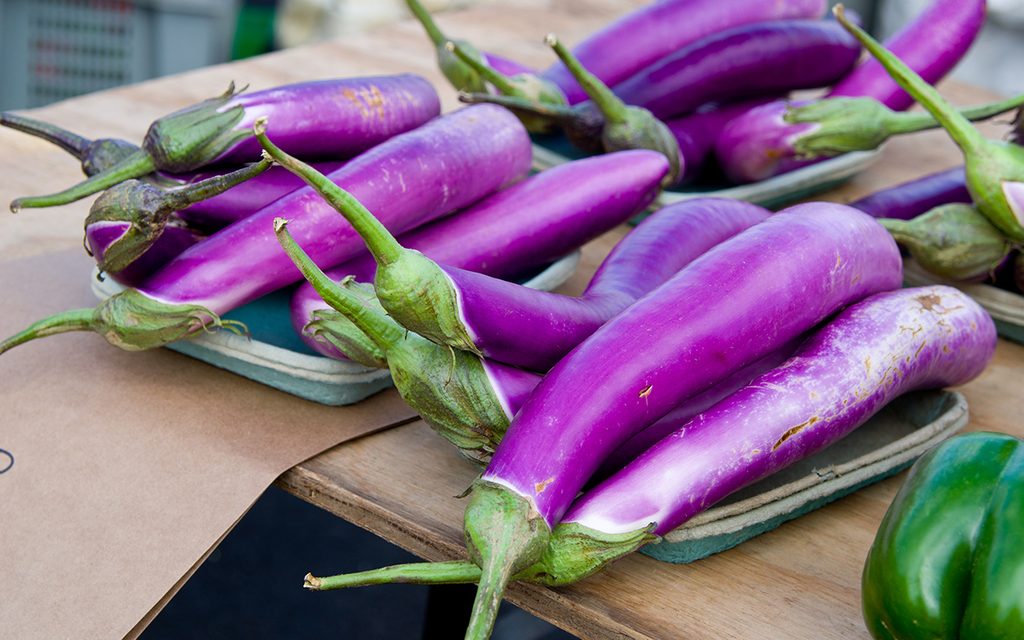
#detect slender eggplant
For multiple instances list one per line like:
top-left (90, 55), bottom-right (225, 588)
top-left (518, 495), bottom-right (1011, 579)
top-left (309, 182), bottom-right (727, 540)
top-left (0, 104), bottom-right (532, 355)
top-left (458, 202), bottom-right (902, 638)
top-left (291, 151), bottom-right (672, 360)
top-left (481, 53), bottom-right (535, 79)
top-left (834, 4), bottom-right (1024, 243)
top-left (715, 0), bottom-right (986, 183)
top-left (84, 159), bottom-right (273, 283)
top-left (609, 19), bottom-right (861, 121)
top-left (257, 129), bottom-right (770, 371)
top-left (305, 286), bottom-right (992, 610)
top-left (539, 0), bottom-right (826, 105)
top-left (849, 166), bottom-right (970, 220)
top-left (880, 203), bottom-right (1014, 282)
top-left (9, 75), bottom-right (441, 210)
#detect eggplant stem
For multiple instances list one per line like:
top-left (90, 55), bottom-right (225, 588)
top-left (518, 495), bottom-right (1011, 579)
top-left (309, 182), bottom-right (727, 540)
top-left (273, 218), bottom-right (403, 351)
top-left (404, 0), bottom-right (447, 46)
top-left (10, 149), bottom-right (157, 211)
top-left (546, 34), bottom-right (628, 125)
top-left (306, 561), bottom-right (483, 591)
top-left (254, 118), bottom-right (405, 267)
top-left (0, 111), bottom-right (91, 158)
top-left (458, 91), bottom-right (577, 121)
top-left (0, 309), bottom-right (94, 355)
top-left (833, 4), bottom-right (985, 155)
top-left (446, 41), bottom-right (517, 96)
top-left (169, 158), bottom-right (274, 209)
top-left (888, 93), bottom-right (1024, 135)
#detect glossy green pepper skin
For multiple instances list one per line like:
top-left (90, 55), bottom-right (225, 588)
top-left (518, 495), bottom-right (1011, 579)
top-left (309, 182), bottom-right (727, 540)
top-left (862, 431), bottom-right (1024, 639)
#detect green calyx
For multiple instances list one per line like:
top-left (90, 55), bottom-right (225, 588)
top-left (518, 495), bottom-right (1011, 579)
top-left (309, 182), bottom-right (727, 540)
top-left (305, 308), bottom-right (388, 368)
top-left (881, 203), bottom-right (1014, 282)
top-left (545, 33), bottom-right (680, 185)
top-left (786, 94), bottom-right (1024, 159)
top-left (833, 4), bottom-right (1024, 243)
top-left (0, 289), bottom-right (243, 355)
top-left (520, 521), bottom-right (657, 586)
top-left (464, 480), bottom-right (551, 640)
top-left (142, 82), bottom-right (249, 172)
top-left (403, 0), bottom-right (488, 93)
top-left (85, 180), bottom-right (181, 273)
top-left (373, 249), bottom-right (481, 357)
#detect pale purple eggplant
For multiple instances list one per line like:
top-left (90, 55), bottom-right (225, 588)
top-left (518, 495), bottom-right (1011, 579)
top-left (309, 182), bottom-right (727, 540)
top-left (850, 166), bottom-right (970, 220)
top-left (715, 0), bottom-right (985, 184)
top-left (459, 202), bottom-right (902, 638)
top-left (539, 0), bottom-right (827, 105)
top-left (291, 150), bottom-right (672, 360)
top-left (666, 98), bottom-right (778, 183)
top-left (0, 105), bottom-right (532, 355)
top-left (609, 19), bottom-right (861, 121)
top-left (481, 53), bottom-right (535, 79)
top-left (834, 4), bottom-right (1024, 243)
top-left (10, 75), bottom-right (441, 210)
top-left (305, 286), bottom-right (993, 598)
top-left (86, 223), bottom-right (202, 288)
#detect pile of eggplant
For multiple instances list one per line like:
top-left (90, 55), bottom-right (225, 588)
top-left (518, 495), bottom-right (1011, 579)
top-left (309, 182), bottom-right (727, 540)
top-left (0, 0), bottom-right (1017, 638)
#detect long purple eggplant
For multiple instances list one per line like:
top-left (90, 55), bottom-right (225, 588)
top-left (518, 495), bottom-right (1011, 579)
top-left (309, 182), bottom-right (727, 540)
top-left (292, 150), bottom-right (671, 360)
top-left (850, 166), bottom-right (970, 220)
top-left (304, 286), bottom-right (993, 599)
top-left (715, 0), bottom-right (985, 184)
top-left (539, 0), bottom-right (826, 105)
top-left (834, 4), bottom-right (1024, 243)
top-left (459, 202), bottom-right (902, 638)
top-left (609, 19), bottom-right (860, 121)
top-left (0, 105), bottom-right (532, 355)
top-left (9, 75), bottom-right (441, 210)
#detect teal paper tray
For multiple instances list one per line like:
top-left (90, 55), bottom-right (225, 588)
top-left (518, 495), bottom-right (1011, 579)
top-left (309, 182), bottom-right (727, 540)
top-left (531, 136), bottom-right (880, 211)
top-left (90, 252), bottom-right (580, 406)
top-left (644, 389), bottom-right (966, 564)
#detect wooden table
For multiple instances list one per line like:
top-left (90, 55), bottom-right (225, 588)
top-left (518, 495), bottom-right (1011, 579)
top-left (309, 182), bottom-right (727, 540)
top-left (2, 3), bottom-right (1021, 638)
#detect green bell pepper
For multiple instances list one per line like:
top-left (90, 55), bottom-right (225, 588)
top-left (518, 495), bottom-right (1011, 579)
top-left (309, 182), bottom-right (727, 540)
top-left (862, 431), bottom-right (1024, 639)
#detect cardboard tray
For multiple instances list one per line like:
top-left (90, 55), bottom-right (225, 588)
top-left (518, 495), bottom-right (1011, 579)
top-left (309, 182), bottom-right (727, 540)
top-left (644, 389), bottom-right (967, 564)
top-left (90, 251), bottom-right (580, 405)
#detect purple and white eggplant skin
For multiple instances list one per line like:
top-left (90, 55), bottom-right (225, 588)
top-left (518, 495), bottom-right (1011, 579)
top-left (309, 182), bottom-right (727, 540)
top-left (10, 75), bottom-right (442, 210)
top-left (459, 202), bottom-right (903, 638)
top-left (445, 199), bottom-right (771, 370)
top-left (608, 19), bottom-right (861, 121)
top-left (482, 52), bottom-right (536, 79)
top-left (540, 0), bottom-right (826, 105)
top-left (291, 150), bottom-right (670, 359)
top-left (85, 222), bottom-right (201, 287)
top-left (850, 167), bottom-right (970, 220)
top-left (0, 104), bottom-right (532, 355)
top-left (564, 286), bottom-right (995, 539)
top-left (714, 0), bottom-right (986, 184)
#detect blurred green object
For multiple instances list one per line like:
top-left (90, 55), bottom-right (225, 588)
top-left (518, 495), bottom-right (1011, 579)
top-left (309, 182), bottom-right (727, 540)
top-left (232, 2), bottom-right (277, 60)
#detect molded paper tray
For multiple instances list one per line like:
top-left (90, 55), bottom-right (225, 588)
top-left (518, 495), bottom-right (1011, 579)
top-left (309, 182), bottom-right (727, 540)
top-left (531, 138), bottom-right (880, 210)
top-left (902, 259), bottom-right (1024, 345)
top-left (644, 389), bottom-right (967, 564)
top-left (90, 252), bottom-right (580, 405)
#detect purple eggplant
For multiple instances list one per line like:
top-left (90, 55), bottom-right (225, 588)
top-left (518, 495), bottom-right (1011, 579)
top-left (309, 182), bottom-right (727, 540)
top-left (610, 19), bottom-right (860, 121)
top-left (84, 159), bottom-right (273, 284)
top-left (715, 0), bottom-right (985, 184)
top-left (9, 75), bottom-right (441, 211)
top-left (834, 4), bottom-right (1024, 243)
top-left (291, 151), bottom-right (672, 360)
top-left (305, 286), bottom-right (993, 598)
top-left (458, 202), bottom-right (902, 638)
top-left (850, 166), bottom-right (971, 220)
top-left (0, 104), bottom-right (532, 355)
top-left (539, 0), bottom-right (827, 105)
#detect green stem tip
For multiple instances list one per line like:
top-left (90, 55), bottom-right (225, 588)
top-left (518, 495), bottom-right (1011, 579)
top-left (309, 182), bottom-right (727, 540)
top-left (545, 33), bottom-right (628, 124)
top-left (10, 148), bottom-right (157, 212)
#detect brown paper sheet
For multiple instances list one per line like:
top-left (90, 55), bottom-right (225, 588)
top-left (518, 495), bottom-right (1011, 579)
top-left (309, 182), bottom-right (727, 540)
top-left (0, 249), bottom-right (415, 639)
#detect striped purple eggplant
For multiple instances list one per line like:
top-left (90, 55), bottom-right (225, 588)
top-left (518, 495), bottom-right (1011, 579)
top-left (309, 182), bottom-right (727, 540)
top-left (459, 202), bottom-right (902, 638)
top-left (850, 166), bottom-right (970, 220)
top-left (610, 19), bottom-right (860, 121)
top-left (9, 74), bottom-right (441, 210)
top-left (715, 0), bottom-right (985, 184)
top-left (834, 4), bottom-right (1024, 244)
top-left (0, 105), bottom-right (532, 355)
top-left (304, 286), bottom-right (993, 601)
top-left (540, 0), bottom-right (826, 105)
top-left (291, 150), bottom-right (671, 360)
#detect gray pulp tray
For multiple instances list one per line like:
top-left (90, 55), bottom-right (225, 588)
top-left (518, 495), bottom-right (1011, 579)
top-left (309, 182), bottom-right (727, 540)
top-left (644, 389), bottom-right (967, 564)
top-left (530, 137), bottom-right (881, 210)
top-left (903, 258), bottom-right (1024, 345)
top-left (90, 251), bottom-right (580, 405)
